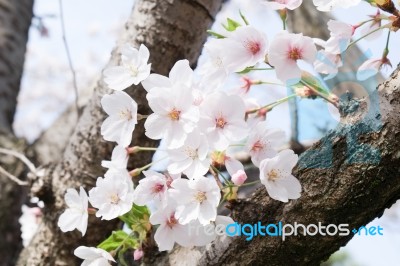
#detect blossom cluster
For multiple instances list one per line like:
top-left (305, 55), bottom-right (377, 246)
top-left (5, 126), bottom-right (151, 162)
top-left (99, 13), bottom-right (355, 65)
top-left (55, 0), bottom-right (399, 264)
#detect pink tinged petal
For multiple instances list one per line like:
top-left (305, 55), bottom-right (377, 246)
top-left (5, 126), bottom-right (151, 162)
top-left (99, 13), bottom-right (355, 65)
top-left (168, 158), bottom-right (193, 174)
top-left (265, 181), bottom-right (290, 202)
top-left (74, 247), bottom-right (101, 260)
top-left (164, 123), bottom-right (187, 149)
top-left (176, 202), bottom-right (200, 224)
top-left (154, 225), bottom-right (175, 251)
top-left (183, 159), bottom-right (209, 179)
top-left (276, 175), bottom-right (302, 200)
top-left (138, 44), bottom-right (150, 63)
top-left (275, 149), bottom-right (298, 172)
top-left (209, 129), bottom-right (229, 151)
top-left (264, 0), bottom-right (302, 10)
top-left (224, 121), bottom-right (249, 142)
top-left (172, 224), bottom-right (191, 247)
top-left (103, 66), bottom-right (134, 91)
top-left (169, 59), bottom-right (193, 87)
top-left (225, 157), bottom-right (244, 177)
top-left (357, 58), bottom-right (381, 81)
top-left (58, 209), bottom-right (83, 233)
top-left (142, 73), bottom-right (171, 92)
top-left (64, 188), bottom-right (81, 208)
top-left (198, 201), bottom-right (217, 225)
top-left (298, 36), bottom-right (317, 63)
top-left (144, 114), bottom-right (168, 140)
top-left (275, 61), bottom-right (302, 85)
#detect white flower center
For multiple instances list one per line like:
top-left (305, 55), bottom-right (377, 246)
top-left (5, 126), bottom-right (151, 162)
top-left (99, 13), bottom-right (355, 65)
top-left (184, 146), bottom-right (198, 160)
top-left (119, 108), bottom-right (133, 120)
top-left (267, 169), bottom-right (280, 181)
top-left (168, 108), bottom-right (181, 121)
top-left (194, 191), bottom-right (207, 203)
top-left (129, 65), bottom-right (139, 77)
top-left (110, 193), bottom-right (120, 204)
top-left (213, 57), bottom-right (223, 68)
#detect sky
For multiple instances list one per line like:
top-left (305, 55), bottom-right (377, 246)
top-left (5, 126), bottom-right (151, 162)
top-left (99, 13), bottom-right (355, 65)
top-left (12, 0), bottom-right (400, 265)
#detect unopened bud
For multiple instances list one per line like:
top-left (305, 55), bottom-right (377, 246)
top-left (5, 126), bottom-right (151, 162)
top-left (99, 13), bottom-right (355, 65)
top-left (231, 170), bottom-right (248, 186)
top-left (133, 249), bottom-right (144, 260)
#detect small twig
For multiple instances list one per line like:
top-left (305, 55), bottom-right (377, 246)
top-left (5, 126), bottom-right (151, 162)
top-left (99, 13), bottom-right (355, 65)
top-left (0, 165), bottom-right (28, 186)
top-left (59, 0), bottom-right (80, 116)
top-left (0, 148), bottom-right (37, 173)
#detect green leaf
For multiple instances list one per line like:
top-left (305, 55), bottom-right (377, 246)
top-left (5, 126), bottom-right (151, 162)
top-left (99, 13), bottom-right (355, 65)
top-left (236, 66), bottom-right (255, 74)
top-left (239, 10), bottom-right (249, 25)
top-left (298, 71), bottom-right (330, 96)
top-left (119, 204), bottom-right (151, 240)
top-left (222, 18), bottom-right (242, 32)
top-left (97, 230), bottom-right (138, 252)
top-left (207, 30), bottom-right (226, 39)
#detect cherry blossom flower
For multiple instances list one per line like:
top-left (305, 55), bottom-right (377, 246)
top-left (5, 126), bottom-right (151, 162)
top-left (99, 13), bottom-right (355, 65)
top-left (103, 44), bottom-right (151, 91)
top-left (325, 20), bottom-right (355, 54)
top-left (169, 176), bottom-right (221, 225)
top-left (142, 59), bottom-right (193, 92)
top-left (224, 154), bottom-right (247, 185)
top-left (263, 0), bottom-right (303, 10)
top-left (89, 170), bottom-right (134, 220)
top-left (199, 92), bottom-right (248, 150)
top-left (357, 57), bottom-right (392, 81)
top-left (246, 121), bottom-right (286, 167)
top-left (259, 149), bottom-right (301, 202)
top-left (359, 10), bottom-right (383, 41)
top-left (149, 204), bottom-right (191, 251)
top-left (144, 61), bottom-right (199, 149)
top-left (314, 49), bottom-right (343, 76)
top-left (167, 130), bottom-right (211, 179)
top-left (101, 145), bottom-right (129, 174)
top-left (198, 39), bottom-right (231, 88)
top-left (74, 246), bottom-right (115, 266)
top-left (19, 205), bottom-right (42, 247)
top-left (268, 31), bottom-right (317, 84)
top-left (57, 187), bottom-right (88, 236)
top-left (132, 170), bottom-right (171, 207)
top-left (101, 91), bottom-right (138, 147)
top-left (313, 0), bottom-right (361, 12)
top-left (222, 25), bottom-right (269, 72)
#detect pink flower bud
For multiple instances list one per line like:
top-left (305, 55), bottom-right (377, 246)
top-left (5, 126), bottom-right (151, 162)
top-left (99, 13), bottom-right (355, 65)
top-left (134, 249), bottom-right (144, 261)
top-left (231, 170), bottom-right (247, 186)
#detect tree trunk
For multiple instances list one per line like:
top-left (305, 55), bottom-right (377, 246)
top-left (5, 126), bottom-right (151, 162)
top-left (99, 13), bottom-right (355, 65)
top-left (0, 1), bottom-right (33, 265)
top-left (17, 0), bottom-right (223, 265)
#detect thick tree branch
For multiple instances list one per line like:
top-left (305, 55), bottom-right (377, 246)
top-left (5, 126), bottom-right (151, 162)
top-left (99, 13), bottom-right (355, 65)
top-left (17, 0), bottom-right (223, 265)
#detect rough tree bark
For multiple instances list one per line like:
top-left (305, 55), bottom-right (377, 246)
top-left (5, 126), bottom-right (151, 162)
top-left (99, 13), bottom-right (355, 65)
top-left (0, 1), bottom-right (34, 265)
top-left (16, 0), bottom-right (223, 265)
